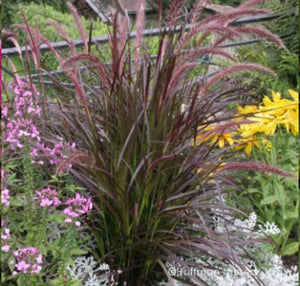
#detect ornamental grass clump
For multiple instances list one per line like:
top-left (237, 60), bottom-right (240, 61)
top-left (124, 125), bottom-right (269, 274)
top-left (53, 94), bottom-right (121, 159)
top-left (15, 0), bottom-right (290, 284)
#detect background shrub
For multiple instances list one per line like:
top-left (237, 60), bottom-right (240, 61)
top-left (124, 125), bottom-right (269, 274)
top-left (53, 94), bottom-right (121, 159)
top-left (1, 0), bottom-right (69, 43)
top-left (11, 3), bottom-right (108, 44)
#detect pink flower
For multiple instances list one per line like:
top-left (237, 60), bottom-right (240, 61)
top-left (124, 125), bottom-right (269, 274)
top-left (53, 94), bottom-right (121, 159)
top-left (15, 260), bottom-right (31, 273)
top-left (75, 221), bottom-right (81, 227)
top-left (1, 224), bottom-right (10, 253)
top-left (2, 107), bottom-right (8, 117)
top-left (12, 247), bottom-right (43, 274)
top-left (2, 245), bottom-right (10, 252)
top-left (35, 187), bottom-right (61, 207)
top-left (63, 193), bottom-right (93, 226)
top-left (2, 188), bottom-right (10, 206)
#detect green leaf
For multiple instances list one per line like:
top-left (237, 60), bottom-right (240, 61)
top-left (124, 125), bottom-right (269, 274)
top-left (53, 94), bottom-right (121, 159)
top-left (281, 242), bottom-right (299, 256)
top-left (247, 188), bottom-right (261, 194)
top-left (260, 196), bottom-right (278, 206)
top-left (51, 214), bottom-right (64, 223)
top-left (10, 196), bottom-right (25, 207)
top-left (283, 211), bottom-right (298, 220)
top-left (37, 246), bottom-right (48, 256)
top-left (50, 277), bottom-right (81, 286)
top-left (70, 248), bottom-right (88, 256)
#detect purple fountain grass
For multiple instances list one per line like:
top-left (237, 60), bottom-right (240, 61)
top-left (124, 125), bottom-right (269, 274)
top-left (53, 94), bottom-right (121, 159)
top-left (12, 0), bottom-right (291, 284)
top-left (134, 0), bottom-right (145, 75)
top-left (190, 0), bottom-right (208, 24)
top-left (67, 2), bottom-right (88, 53)
top-left (165, 0), bottom-right (186, 26)
top-left (219, 162), bottom-right (295, 178)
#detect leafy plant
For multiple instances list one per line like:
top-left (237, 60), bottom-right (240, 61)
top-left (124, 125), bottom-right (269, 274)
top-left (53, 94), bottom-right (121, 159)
top-left (2, 2), bottom-right (110, 72)
top-left (1, 78), bottom-right (93, 285)
top-left (228, 130), bottom-right (299, 257)
top-left (13, 0), bottom-right (288, 284)
top-left (1, 0), bottom-right (69, 47)
top-left (236, 44), bottom-right (298, 96)
top-left (258, 0), bottom-right (298, 53)
top-left (233, 0), bottom-right (298, 97)
top-left (224, 89), bottom-right (299, 257)
top-left (11, 3), bottom-right (108, 44)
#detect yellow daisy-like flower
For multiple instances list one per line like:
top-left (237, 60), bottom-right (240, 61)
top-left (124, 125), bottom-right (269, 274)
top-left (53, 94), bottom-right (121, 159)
top-left (213, 132), bottom-right (235, 148)
top-left (233, 89), bottom-right (298, 155)
top-left (238, 121), bottom-right (264, 138)
top-left (196, 125), bottom-right (236, 148)
top-left (237, 104), bottom-right (259, 115)
top-left (284, 89), bottom-right (299, 135)
top-left (235, 137), bottom-right (259, 156)
top-left (251, 89), bottom-right (298, 136)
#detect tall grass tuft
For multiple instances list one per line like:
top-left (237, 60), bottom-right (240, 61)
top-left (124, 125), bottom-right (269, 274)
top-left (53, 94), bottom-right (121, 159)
top-left (16, 0), bottom-right (285, 284)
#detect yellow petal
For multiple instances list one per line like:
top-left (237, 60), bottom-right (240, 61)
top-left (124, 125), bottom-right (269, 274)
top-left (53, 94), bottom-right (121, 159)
top-left (227, 136), bottom-right (234, 146)
top-left (219, 138), bottom-right (225, 148)
top-left (272, 91), bottom-right (281, 102)
top-left (288, 89), bottom-right (298, 101)
top-left (245, 142), bottom-right (252, 156)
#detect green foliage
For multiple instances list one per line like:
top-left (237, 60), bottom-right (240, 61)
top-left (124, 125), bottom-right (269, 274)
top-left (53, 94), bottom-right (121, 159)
top-left (258, 0), bottom-right (298, 53)
top-left (8, 3), bottom-right (109, 71)
top-left (147, 0), bottom-right (242, 11)
top-left (212, 0), bottom-right (243, 6)
top-left (227, 130), bottom-right (299, 256)
top-left (236, 44), bottom-right (298, 97)
top-left (1, 98), bottom-right (92, 286)
top-left (12, 3), bottom-right (108, 44)
top-left (1, 0), bottom-right (69, 40)
top-left (147, 0), bottom-right (197, 11)
top-left (1, 166), bottom-right (91, 285)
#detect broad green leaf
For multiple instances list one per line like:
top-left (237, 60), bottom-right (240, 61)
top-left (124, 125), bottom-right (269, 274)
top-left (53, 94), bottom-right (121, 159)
top-left (247, 188), bottom-right (261, 194)
top-left (283, 211), bottom-right (298, 220)
top-left (260, 196), bottom-right (278, 206)
top-left (281, 242), bottom-right (299, 256)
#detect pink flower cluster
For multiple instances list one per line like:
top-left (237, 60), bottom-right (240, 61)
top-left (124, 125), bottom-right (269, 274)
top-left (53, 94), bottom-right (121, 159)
top-left (11, 80), bottom-right (41, 117)
top-left (31, 141), bottom-right (76, 166)
top-left (2, 80), bottom-right (41, 151)
top-left (63, 193), bottom-right (93, 227)
top-left (35, 187), bottom-right (61, 207)
top-left (12, 247), bottom-right (43, 274)
top-left (2, 78), bottom-right (76, 167)
top-left (1, 169), bottom-right (10, 206)
top-left (2, 189), bottom-right (10, 206)
top-left (34, 188), bottom-right (93, 227)
top-left (1, 221), bottom-right (10, 253)
top-left (3, 118), bottom-right (41, 150)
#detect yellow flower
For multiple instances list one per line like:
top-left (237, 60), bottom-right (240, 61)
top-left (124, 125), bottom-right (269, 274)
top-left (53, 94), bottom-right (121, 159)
top-left (196, 125), bottom-right (236, 148)
top-left (237, 104), bottom-right (259, 115)
top-left (238, 121), bottom-right (264, 138)
top-left (260, 138), bottom-right (272, 152)
top-left (288, 89), bottom-right (298, 101)
top-left (284, 109), bottom-right (298, 135)
top-left (235, 137), bottom-right (259, 156)
top-left (284, 89), bottom-right (299, 135)
top-left (253, 90), bottom-right (298, 136)
top-left (214, 132), bottom-right (235, 148)
top-left (234, 89), bottom-right (298, 155)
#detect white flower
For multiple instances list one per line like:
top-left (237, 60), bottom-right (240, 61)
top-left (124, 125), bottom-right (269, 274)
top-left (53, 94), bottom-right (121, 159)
top-left (259, 221), bottom-right (281, 235)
